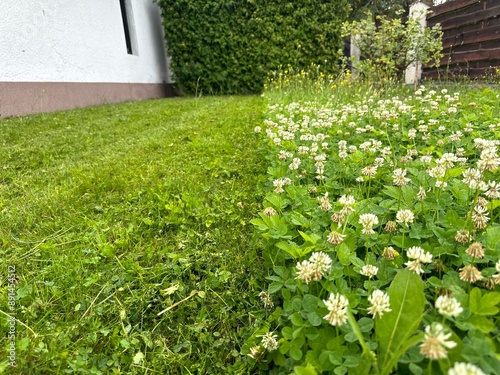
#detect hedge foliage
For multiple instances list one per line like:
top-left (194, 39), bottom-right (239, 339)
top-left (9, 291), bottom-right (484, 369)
top-left (155, 0), bottom-right (351, 95)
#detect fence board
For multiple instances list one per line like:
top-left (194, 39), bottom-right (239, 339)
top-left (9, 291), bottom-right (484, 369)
top-left (442, 24), bottom-right (500, 48)
top-left (435, 5), bottom-right (500, 31)
top-left (423, 0), bottom-right (500, 80)
top-left (429, 0), bottom-right (482, 17)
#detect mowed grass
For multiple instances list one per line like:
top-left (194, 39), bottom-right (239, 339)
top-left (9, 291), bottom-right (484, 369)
top-left (0, 96), bottom-right (267, 374)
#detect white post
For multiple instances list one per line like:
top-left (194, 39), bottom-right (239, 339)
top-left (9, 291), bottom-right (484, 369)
top-left (350, 34), bottom-right (361, 77)
top-left (405, 2), bottom-right (430, 85)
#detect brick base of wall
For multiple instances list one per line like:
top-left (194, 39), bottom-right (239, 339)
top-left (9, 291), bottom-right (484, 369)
top-left (0, 81), bottom-right (175, 118)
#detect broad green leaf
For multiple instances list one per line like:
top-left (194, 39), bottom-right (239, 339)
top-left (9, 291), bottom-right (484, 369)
top-left (338, 243), bottom-right (353, 266)
top-left (282, 327), bottom-right (294, 340)
top-left (302, 294), bottom-right (320, 312)
top-left (279, 340), bottom-right (292, 354)
top-left (273, 266), bottom-right (289, 279)
top-left (480, 292), bottom-right (500, 310)
top-left (265, 194), bottom-right (290, 210)
top-left (291, 312), bottom-right (303, 326)
top-left (298, 230), bottom-right (320, 245)
top-left (319, 351), bottom-right (341, 371)
top-left (290, 346), bottom-right (303, 361)
top-left (250, 218), bottom-right (268, 231)
top-left (486, 226), bottom-right (500, 251)
top-left (358, 317), bottom-right (374, 332)
top-left (291, 212), bottom-right (311, 227)
top-left (468, 287), bottom-right (482, 313)
top-left (376, 269), bottom-right (425, 375)
top-left (276, 241), bottom-right (301, 258)
top-left (466, 315), bottom-right (495, 333)
top-left (268, 282), bottom-right (283, 294)
top-left (307, 312), bottom-right (322, 327)
top-left (294, 362), bottom-right (317, 375)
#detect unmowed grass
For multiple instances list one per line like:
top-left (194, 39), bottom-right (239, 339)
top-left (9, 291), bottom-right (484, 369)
top-left (246, 73), bottom-right (500, 375)
top-left (0, 96), bottom-right (267, 374)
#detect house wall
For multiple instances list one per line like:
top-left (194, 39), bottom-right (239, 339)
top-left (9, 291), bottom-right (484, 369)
top-left (0, 0), bottom-right (173, 118)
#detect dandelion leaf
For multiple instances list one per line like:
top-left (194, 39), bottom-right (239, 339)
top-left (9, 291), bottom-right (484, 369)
top-left (376, 269), bottom-right (425, 375)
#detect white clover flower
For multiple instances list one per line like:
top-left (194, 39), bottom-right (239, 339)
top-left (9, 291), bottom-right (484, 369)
top-left (360, 265), bottom-right (378, 278)
top-left (420, 323), bottom-right (457, 360)
top-left (254, 126), bottom-right (262, 133)
top-left (459, 265), bottom-right (483, 283)
top-left (298, 145), bottom-right (310, 155)
top-left (272, 178), bottom-right (291, 194)
top-left (417, 186), bottom-right (427, 201)
top-left (418, 124), bottom-right (428, 133)
top-left (471, 205), bottom-right (489, 229)
top-left (405, 260), bottom-right (424, 275)
top-left (420, 155), bottom-right (433, 164)
top-left (464, 123), bottom-right (474, 132)
top-left (338, 194), bottom-right (355, 206)
top-left (258, 291), bottom-right (274, 308)
top-left (435, 180), bottom-right (448, 189)
top-left (381, 146), bottom-right (392, 157)
top-left (462, 168), bottom-right (483, 189)
top-left (278, 150), bottom-right (293, 161)
top-left (327, 230), bottom-right (346, 245)
top-left (407, 246), bottom-right (433, 263)
top-left (396, 209), bottom-right (414, 226)
top-left (427, 165), bottom-right (446, 179)
top-left (449, 131), bottom-right (463, 142)
top-left (296, 260), bottom-right (316, 284)
top-left (318, 192), bottom-right (332, 211)
top-left (482, 180), bottom-right (500, 198)
top-left (309, 252), bottom-right (332, 276)
top-left (247, 345), bottom-right (264, 360)
top-left (368, 290), bottom-right (391, 318)
top-left (296, 252), bottom-right (332, 284)
top-left (393, 168), bottom-right (411, 186)
top-left (263, 207), bottom-right (277, 216)
top-left (260, 332), bottom-right (279, 351)
top-left (359, 213), bottom-right (379, 235)
top-left (273, 179), bottom-right (285, 194)
top-left (477, 147), bottom-right (500, 171)
top-left (323, 293), bottom-right (348, 326)
top-left (437, 153), bottom-right (458, 169)
top-left (448, 362), bottom-right (485, 375)
top-left (405, 246), bottom-right (433, 275)
top-left (288, 157), bottom-right (301, 170)
top-left (435, 295), bottom-right (463, 318)
top-left (362, 165), bottom-right (378, 177)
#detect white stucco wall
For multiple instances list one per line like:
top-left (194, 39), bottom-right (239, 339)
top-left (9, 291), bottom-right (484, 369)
top-left (0, 0), bottom-right (170, 84)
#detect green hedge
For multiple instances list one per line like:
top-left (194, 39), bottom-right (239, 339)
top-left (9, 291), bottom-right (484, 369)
top-left (155, 0), bottom-right (351, 95)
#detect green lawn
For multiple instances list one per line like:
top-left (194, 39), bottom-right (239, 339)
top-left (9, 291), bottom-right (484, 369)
top-left (1, 96), bottom-right (267, 374)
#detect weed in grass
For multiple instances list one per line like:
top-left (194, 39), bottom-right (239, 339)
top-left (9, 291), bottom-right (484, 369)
top-left (245, 72), bottom-right (500, 374)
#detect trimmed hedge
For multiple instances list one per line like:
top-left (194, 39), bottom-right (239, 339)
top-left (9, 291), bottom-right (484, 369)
top-left (155, 0), bottom-right (350, 95)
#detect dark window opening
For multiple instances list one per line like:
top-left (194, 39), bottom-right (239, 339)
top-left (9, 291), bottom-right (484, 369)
top-left (120, 0), bottom-right (133, 54)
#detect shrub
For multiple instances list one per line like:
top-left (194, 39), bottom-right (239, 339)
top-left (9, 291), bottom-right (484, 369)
top-left (155, 0), bottom-right (350, 95)
top-left (342, 11), bottom-right (443, 82)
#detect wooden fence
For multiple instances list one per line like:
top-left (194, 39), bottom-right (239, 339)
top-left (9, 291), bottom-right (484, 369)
top-left (422, 0), bottom-right (500, 80)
